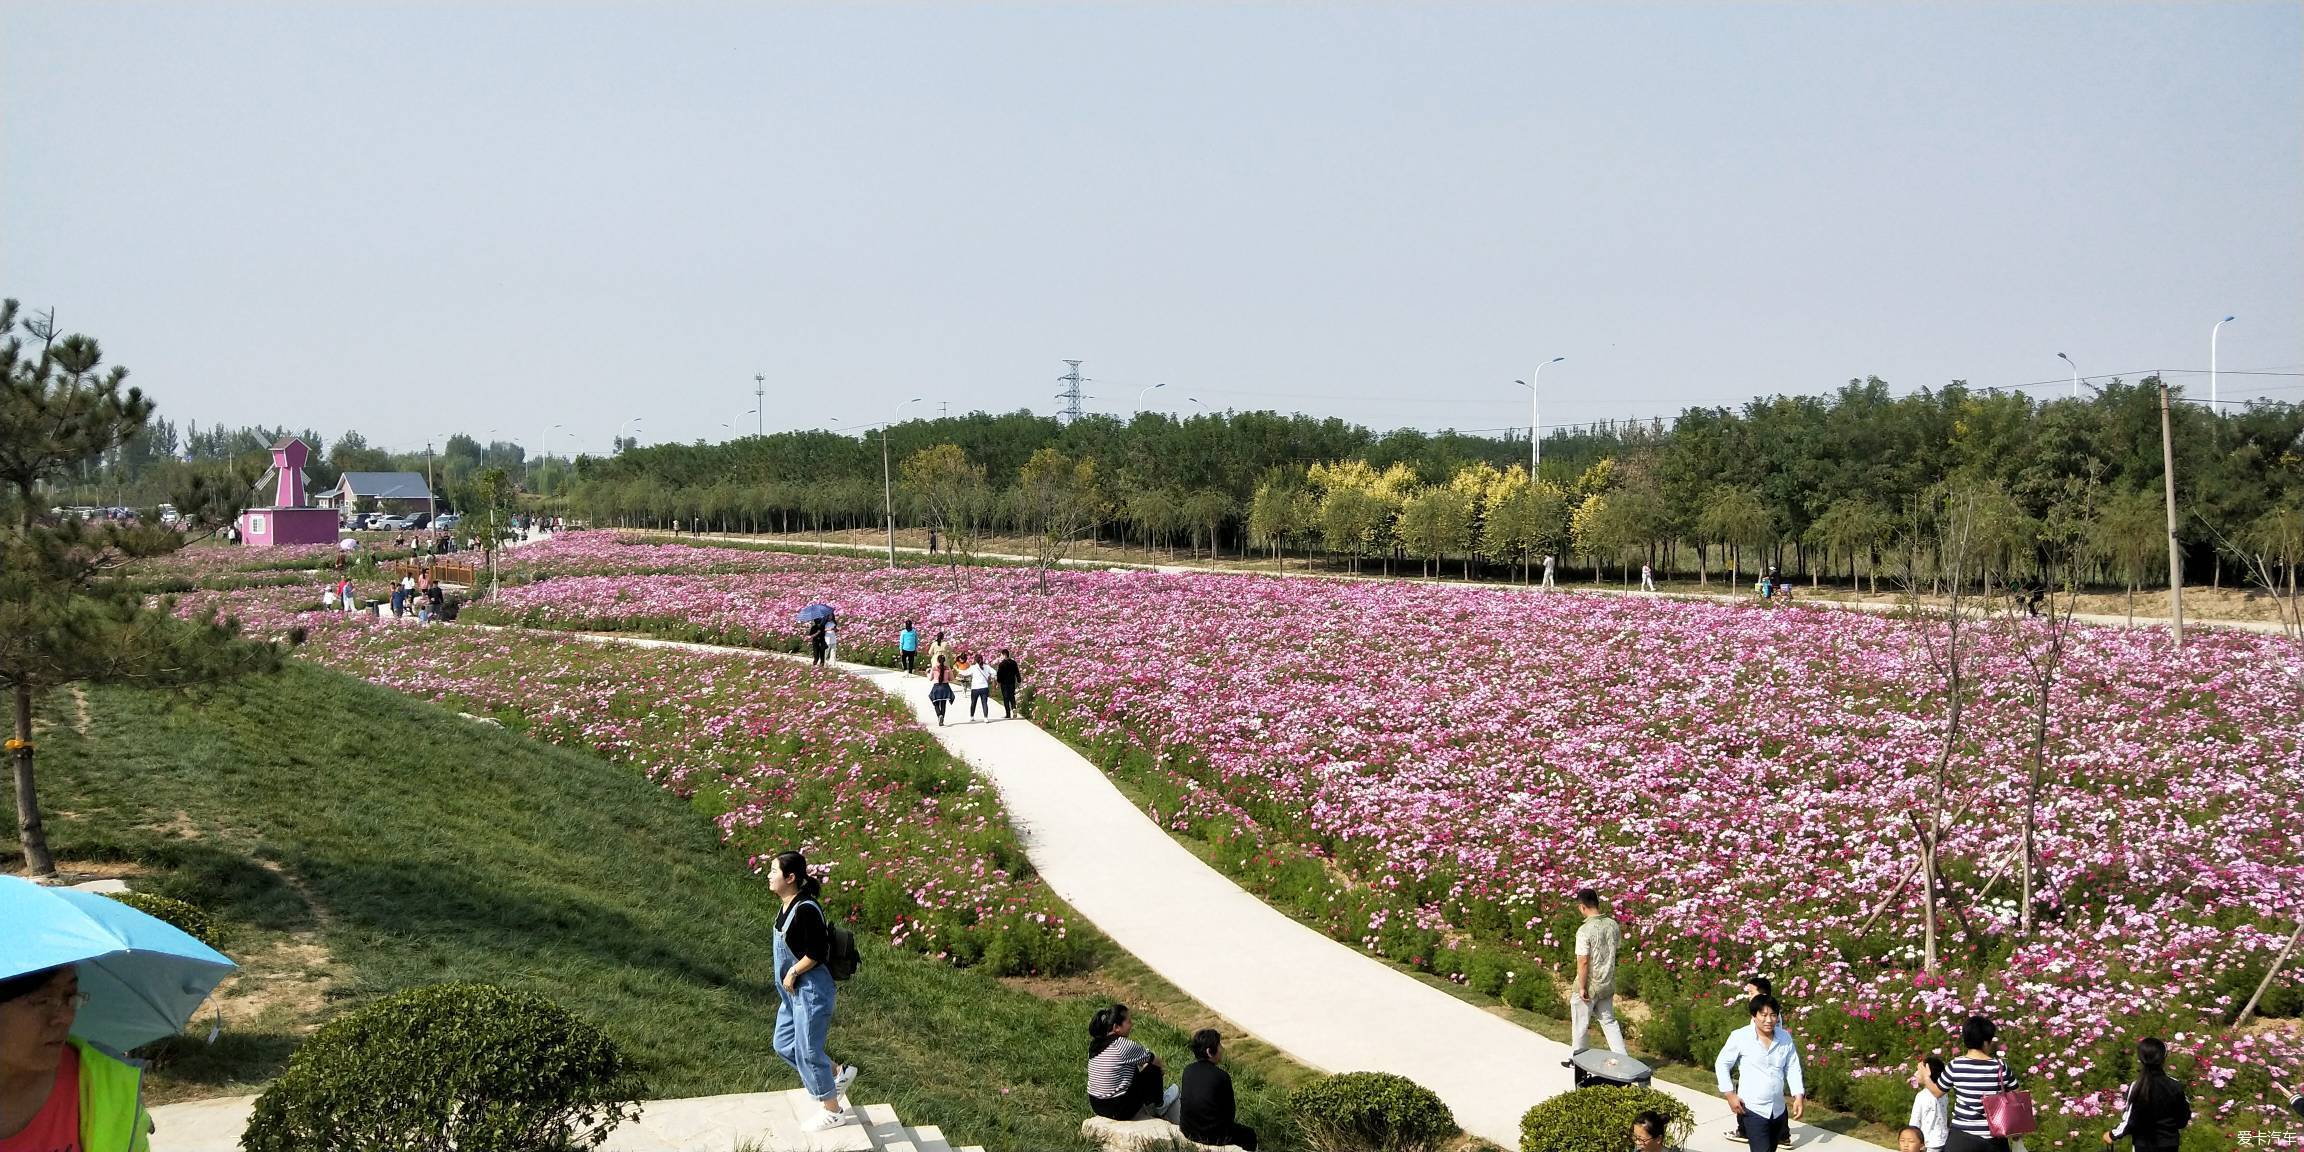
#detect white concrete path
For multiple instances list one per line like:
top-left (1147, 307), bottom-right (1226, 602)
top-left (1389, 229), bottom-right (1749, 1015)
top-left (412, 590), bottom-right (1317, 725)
top-left (558, 632), bottom-right (1884, 1150)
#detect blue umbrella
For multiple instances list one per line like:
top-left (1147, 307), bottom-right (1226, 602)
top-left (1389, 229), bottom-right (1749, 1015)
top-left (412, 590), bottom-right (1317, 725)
top-left (796, 602), bottom-right (835, 623)
top-left (0, 876), bottom-right (236, 1051)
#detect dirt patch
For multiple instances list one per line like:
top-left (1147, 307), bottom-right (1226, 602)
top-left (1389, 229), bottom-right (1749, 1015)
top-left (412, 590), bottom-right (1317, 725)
top-left (68, 685), bottom-right (91, 737)
top-left (25, 859), bottom-right (153, 884)
top-left (210, 936), bottom-right (336, 1033)
top-left (143, 810), bottom-right (205, 841)
top-left (1000, 970), bottom-right (1134, 1003)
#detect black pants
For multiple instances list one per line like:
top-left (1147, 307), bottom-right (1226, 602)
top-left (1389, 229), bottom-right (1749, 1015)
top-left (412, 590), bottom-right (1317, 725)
top-left (970, 687), bottom-right (991, 717)
top-left (1737, 1109), bottom-right (1790, 1152)
top-left (1945, 1133), bottom-right (2011, 1152)
top-left (932, 698), bottom-right (949, 724)
top-left (1185, 1123), bottom-right (1257, 1150)
top-left (1088, 1063), bottom-right (1164, 1121)
top-left (901, 651), bottom-right (916, 673)
top-left (998, 683), bottom-right (1015, 717)
top-left (812, 643), bottom-right (827, 666)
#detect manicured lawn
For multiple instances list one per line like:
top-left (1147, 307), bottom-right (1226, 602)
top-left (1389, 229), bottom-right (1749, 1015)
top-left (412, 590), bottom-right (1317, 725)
top-left (4, 663), bottom-right (1303, 1150)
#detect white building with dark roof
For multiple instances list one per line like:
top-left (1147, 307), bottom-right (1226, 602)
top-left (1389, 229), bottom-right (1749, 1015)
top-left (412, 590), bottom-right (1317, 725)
top-left (319, 471), bottom-right (435, 513)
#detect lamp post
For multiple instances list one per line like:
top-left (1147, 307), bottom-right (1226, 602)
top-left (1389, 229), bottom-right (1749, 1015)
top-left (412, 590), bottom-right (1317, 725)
top-left (1137, 383), bottom-right (1166, 413)
top-left (617, 417), bottom-right (644, 455)
top-left (539, 423), bottom-right (563, 493)
top-left (2159, 379), bottom-right (2184, 649)
top-left (1515, 357), bottom-right (1564, 477)
top-left (2212, 316), bottom-right (2235, 413)
top-left (733, 408), bottom-right (757, 438)
top-left (883, 397), bottom-right (924, 568)
top-left (483, 429), bottom-right (500, 469)
top-left (2057, 353), bottom-right (2080, 400)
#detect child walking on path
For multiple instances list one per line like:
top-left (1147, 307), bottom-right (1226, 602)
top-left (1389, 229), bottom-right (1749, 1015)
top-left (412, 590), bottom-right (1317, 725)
top-left (766, 850), bottom-right (859, 1132)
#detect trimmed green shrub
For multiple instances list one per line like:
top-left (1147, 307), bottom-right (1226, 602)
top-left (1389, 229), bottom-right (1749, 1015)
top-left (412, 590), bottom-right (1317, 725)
top-left (106, 891), bottom-right (219, 949)
top-left (1518, 1084), bottom-right (1692, 1152)
top-left (1287, 1071), bottom-right (1457, 1152)
top-left (241, 983), bottom-right (646, 1152)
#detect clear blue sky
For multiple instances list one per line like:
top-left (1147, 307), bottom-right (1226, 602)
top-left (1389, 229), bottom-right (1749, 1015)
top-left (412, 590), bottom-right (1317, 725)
top-left (5, 3), bottom-right (2298, 457)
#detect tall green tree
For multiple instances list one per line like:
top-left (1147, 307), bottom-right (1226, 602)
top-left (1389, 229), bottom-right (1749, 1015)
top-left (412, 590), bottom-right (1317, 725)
top-left (1, 300), bottom-right (278, 875)
top-left (1013, 448), bottom-right (1103, 592)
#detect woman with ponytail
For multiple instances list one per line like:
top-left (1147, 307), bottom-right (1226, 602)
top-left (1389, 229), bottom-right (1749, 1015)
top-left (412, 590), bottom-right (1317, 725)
top-left (2103, 1038), bottom-right (2188, 1150)
top-left (767, 850), bottom-right (858, 1133)
top-left (1086, 1004), bottom-right (1179, 1124)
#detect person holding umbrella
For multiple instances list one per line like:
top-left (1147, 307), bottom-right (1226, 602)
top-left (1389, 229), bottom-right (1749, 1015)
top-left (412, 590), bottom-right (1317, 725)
top-left (798, 603), bottom-right (834, 666)
top-left (2, 876), bottom-right (237, 1152)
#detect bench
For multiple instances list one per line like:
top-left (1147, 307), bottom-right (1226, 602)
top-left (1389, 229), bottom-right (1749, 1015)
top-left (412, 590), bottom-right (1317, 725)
top-left (1079, 1116), bottom-right (1247, 1152)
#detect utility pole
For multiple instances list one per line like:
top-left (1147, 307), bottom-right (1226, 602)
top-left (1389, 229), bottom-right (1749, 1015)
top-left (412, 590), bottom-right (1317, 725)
top-left (1056, 360), bottom-right (1088, 424)
top-left (754, 374), bottom-right (766, 436)
top-left (939, 401), bottom-right (948, 420)
top-left (424, 442), bottom-right (437, 517)
top-left (2159, 378), bottom-right (2184, 649)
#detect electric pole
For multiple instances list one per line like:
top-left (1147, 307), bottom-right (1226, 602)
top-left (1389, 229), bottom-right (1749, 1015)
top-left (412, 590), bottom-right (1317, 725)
top-left (424, 442), bottom-right (437, 517)
top-left (2159, 378), bottom-right (2184, 649)
top-left (1056, 360), bottom-right (1088, 424)
top-left (754, 374), bottom-right (766, 436)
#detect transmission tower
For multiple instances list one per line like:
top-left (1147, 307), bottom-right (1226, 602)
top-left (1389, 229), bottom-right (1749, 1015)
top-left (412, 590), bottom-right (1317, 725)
top-left (1055, 360), bottom-right (1090, 424)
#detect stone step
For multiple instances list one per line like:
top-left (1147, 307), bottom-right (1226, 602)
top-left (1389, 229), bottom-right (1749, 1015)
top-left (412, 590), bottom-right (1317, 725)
top-left (768, 1088), bottom-right (876, 1152)
top-left (903, 1123), bottom-right (954, 1152)
top-left (856, 1101), bottom-right (908, 1150)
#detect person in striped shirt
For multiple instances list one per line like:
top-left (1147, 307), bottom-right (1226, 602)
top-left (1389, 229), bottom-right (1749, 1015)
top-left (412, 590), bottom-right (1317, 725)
top-left (1086, 1004), bottom-right (1180, 1124)
top-left (1941, 1016), bottom-right (2021, 1152)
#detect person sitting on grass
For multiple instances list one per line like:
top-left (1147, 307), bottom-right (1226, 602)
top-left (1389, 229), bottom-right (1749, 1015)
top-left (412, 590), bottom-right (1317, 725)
top-left (1087, 1004), bottom-right (1179, 1125)
top-left (1179, 1029), bottom-right (1255, 1149)
top-left (1, 964), bottom-right (155, 1152)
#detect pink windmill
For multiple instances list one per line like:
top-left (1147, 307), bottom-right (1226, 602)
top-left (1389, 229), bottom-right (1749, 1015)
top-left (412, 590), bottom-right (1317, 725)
top-left (236, 437), bottom-right (341, 546)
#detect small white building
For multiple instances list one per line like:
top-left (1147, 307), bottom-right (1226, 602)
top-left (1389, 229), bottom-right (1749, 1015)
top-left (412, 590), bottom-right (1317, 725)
top-left (318, 471), bottom-right (435, 513)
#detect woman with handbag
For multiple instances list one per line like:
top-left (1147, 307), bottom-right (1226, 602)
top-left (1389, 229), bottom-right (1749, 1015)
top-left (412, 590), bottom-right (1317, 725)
top-left (1942, 1016), bottom-right (2033, 1152)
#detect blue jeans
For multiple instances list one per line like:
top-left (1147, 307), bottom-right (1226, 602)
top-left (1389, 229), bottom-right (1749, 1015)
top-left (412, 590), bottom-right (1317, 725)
top-left (774, 968), bottom-right (838, 1100)
top-left (1739, 1108), bottom-right (1790, 1152)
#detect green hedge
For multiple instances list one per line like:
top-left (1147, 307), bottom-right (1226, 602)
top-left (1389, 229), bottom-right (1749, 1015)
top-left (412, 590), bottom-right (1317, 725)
top-left (1519, 1084), bottom-right (1692, 1152)
top-left (1286, 1071), bottom-right (1457, 1152)
top-left (241, 983), bottom-right (646, 1152)
top-left (105, 891), bottom-right (219, 949)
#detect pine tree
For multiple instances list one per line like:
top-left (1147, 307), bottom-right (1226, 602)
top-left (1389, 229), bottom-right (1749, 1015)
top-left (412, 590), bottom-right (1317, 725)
top-left (1, 299), bottom-right (279, 875)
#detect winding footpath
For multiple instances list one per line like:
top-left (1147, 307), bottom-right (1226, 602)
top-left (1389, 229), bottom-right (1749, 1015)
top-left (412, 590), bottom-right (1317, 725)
top-left (582, 630), bottom-right (1886, 1151)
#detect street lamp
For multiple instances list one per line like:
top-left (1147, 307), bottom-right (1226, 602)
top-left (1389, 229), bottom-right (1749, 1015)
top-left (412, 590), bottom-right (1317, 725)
top-left (2212, 316), bottom-right (2235, 413)
top-left (1137, 383), bottom-right (1166, 412)
top-left (617, 417), bottom-right (644, 455)
top-left (1514, 357), bottom-right (1565, 476)
top-left (733, 408), bottom-right (757, 437)
top-left (884, 398), bottom-right (925, 568)
top-left (2057, 353), bottom-right (2080, 400)
top-left (539, 423), bottom-right (563, 492)
top-left (483, 429), bottom-right (500, 469)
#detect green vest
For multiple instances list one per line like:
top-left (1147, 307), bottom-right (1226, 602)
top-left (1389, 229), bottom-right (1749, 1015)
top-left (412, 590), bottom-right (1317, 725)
top-left (70, 1038), bottom-right (151, 1152)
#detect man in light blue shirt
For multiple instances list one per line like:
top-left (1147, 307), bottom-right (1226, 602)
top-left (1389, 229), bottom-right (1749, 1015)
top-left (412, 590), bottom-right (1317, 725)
top-left (1715, 994), bottom-right (1805, 1152)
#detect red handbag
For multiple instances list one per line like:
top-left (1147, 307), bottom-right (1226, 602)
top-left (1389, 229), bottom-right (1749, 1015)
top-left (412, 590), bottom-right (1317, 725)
top-left (1982, 1060), bottom-right (2037, 1137)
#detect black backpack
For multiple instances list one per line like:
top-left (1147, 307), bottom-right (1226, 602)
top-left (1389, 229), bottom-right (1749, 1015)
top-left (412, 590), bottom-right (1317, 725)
top-left (800, 899), bottom-right (862, 982)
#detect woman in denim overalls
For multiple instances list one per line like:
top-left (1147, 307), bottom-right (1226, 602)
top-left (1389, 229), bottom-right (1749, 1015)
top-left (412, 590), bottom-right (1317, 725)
top-left (767, 851), bottom-right (858, 1132)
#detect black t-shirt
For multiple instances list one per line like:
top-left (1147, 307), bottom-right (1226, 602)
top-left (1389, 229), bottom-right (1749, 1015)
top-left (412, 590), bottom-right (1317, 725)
top-left (1179, 1060), bottom-right (1236, 1143)
top-left (777, 898), bottom-right (830, 964)
top-left (996, 658), bottom-right (1021, 688)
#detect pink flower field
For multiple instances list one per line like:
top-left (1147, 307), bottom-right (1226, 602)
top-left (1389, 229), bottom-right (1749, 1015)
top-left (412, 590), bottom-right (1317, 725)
top-left (472, 533), bottom-right (2304, 1142)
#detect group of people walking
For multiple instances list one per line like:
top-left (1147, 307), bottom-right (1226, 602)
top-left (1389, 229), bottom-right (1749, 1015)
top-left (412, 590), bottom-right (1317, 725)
top-left (896, 622), bottom-right (1021, 726)
top-left (1561, 888), bottom-right (2198, 1152)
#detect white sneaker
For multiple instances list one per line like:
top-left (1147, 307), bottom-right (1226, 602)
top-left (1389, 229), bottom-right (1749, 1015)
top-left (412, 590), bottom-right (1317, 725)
top-left (800, 1106), bottom-right (855, 1132)
top-left (834, 1063), bottom-right (859, 1096)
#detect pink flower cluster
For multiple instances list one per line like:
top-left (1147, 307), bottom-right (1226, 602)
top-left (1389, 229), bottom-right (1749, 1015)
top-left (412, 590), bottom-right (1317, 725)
top-left (479, 535), bottom-right (2304, 1135)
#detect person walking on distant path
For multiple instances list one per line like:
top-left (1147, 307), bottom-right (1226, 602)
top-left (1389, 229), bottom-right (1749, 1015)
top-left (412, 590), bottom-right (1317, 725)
top-left (823, 615), bottom-right (840, 664)
top-left (1942, 1015), bottom-right (2020, 1152)
top-left (927, 656), bottom-right (956, 725)
top-left (765, 850), bottom-right (859, 1133)
top-left (1715, 994), bottom-right (1805, 1152)
top-left (898, 621), bottom-right (919, 673)
top-left (1563, 887), bottom-right (1628, 1059)
top-left (995, 649), bottom-right (1022, 719)
top-left (926, 631), bottom-right (950, 674)
top-left (2104, 1036), bottom-right (2188, 1151)
top-left (1542, 554), bottom-right (1557, 589)
top-left (809, 618), bottom-right (828, 666)
top-left (966, 653), bottom-right (994, 721)
top-left (1641, 563), bottom-right (1657, 592)
top-left (927, 526), bottom-right (939, 555)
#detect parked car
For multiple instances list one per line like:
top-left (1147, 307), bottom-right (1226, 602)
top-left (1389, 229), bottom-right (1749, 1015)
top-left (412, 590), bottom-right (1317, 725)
top-left (373, 514), bottom-right (417, 531)
top-left (432, 514), bottom-right (462, 532)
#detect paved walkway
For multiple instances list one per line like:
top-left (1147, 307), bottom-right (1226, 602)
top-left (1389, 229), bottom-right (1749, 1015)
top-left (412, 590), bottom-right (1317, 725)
top-left (552, 632), bottom-right (1884, 1150)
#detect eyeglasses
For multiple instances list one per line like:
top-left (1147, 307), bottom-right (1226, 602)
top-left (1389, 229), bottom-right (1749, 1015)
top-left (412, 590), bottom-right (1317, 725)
top-left (11, 992), bottom-right (88, 1017)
